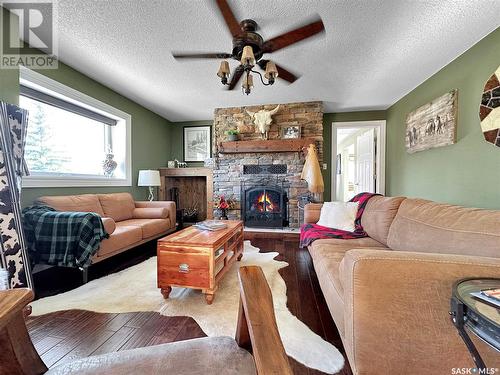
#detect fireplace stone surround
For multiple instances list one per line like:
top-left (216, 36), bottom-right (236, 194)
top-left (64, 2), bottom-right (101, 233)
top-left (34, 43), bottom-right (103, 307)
top-left (208, 101), bottom-right (323, 228)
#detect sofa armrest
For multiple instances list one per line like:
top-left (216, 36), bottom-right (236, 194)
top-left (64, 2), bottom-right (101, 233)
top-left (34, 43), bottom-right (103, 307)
top-left (101, 217), bottom-right (116, 235)
top-left (304, 203), bottom-right (323, 224)
top-left (340, 249), bottom-right (500, 375)
top-left (135, 201), bottom-right (176, 221)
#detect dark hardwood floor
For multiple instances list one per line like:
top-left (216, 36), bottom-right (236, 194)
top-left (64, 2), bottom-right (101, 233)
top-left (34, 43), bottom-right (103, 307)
top-left (27, 232), bottom-right (352, 375)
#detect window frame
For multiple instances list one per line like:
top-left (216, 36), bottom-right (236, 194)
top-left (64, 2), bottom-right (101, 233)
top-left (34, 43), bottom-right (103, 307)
top-left (20, 67), bottom-right (132, 188)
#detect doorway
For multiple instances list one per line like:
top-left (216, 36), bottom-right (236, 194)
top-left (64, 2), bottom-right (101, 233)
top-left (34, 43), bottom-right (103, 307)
top-left (332, 121), bottom-right (386, 202)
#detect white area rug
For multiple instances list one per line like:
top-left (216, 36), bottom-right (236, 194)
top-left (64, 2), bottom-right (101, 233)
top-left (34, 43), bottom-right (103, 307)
top-left (31, 241), bottom-right (344, 374)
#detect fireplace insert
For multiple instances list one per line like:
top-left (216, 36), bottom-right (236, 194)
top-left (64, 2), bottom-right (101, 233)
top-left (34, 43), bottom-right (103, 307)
top-left (242, 184), bottom-right (288, 228)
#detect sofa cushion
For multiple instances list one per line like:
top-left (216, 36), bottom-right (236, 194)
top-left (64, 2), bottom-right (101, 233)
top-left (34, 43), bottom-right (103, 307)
top-left (98, 193), bottom-right (136, 222)
top-left (46, 336), bottom-right (256, 375)
top-left (97, 225), bottom-right (142, 257)
top-left (317, 201), bottom-right (358, 231)
top-left (361, 196), bottom-right (405, 246)
top-left (37, 194), bottom-right (105, 216)
top-left (118, 219), bottom-right (171, 239)
top-left (132, 207), bottom-right (169, 219)
top-left (387, 198), bottom-right (500, 258)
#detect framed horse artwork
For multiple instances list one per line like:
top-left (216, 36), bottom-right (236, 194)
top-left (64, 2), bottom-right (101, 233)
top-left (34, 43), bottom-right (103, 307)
top-left (405, 90), bottom-right (458, 154)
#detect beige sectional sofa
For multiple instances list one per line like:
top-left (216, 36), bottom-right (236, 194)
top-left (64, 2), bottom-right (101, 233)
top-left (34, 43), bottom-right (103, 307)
top-left (37, 192), bottom-right (176, 264)
top-left (304, 196), bottom-right (500, 375)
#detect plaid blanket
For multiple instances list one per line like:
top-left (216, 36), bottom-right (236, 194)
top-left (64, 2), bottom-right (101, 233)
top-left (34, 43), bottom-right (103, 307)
top-left (22, 205), bottom-right (109, 268)
top-left (299, 192), bottom-right (379, 248)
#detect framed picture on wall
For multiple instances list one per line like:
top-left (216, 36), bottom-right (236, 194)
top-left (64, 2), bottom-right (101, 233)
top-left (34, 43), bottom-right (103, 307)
top-left (183, 126), bottom-right (211, 162)
top-left (280, 125), bottom-right (301, 139)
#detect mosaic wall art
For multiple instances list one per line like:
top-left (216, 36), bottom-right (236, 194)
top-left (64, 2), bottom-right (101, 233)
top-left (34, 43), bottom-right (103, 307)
top-left (405, 90), bottom-right (458, 154)
top-left (480, 65), bottom-right (500, 147)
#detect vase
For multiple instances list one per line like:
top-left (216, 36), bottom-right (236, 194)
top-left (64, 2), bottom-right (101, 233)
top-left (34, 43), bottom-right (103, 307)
top-left (102, 152), bottom-right (117, 177)
top-left (228, 134), bottom-right (238, 141)
top-left (220, 208), bottom-right (228, 220)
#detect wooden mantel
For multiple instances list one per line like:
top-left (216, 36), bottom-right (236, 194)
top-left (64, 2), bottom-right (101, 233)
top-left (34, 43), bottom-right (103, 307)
top-left (219, 138), bottom-right (316, 154)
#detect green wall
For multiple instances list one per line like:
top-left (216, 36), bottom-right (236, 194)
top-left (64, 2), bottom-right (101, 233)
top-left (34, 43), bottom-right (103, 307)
top-left (386, 27), bottom-right (500, 209)
top-left (18, 62), bottom-right (172, 206)
top-left (169, 120), bottom-right (213, 167)
top-left (322, 111), bottom-right (387, 200)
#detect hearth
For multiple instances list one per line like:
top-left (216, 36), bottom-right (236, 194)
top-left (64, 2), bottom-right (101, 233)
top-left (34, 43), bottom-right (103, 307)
top-left (242, 183), bottom-right (288, 228)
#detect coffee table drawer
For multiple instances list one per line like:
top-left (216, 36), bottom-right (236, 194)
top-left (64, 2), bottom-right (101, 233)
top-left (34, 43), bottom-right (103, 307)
top-left (158, 251), bottom-right (210, 289)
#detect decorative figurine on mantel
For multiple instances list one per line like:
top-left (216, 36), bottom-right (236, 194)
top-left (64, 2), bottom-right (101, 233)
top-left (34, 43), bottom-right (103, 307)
top-left (215, 195), bottom-right (233, 220)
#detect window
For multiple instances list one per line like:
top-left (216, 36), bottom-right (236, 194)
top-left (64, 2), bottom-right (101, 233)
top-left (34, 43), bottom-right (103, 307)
top-left (20, 67), bottom-right (131, 187)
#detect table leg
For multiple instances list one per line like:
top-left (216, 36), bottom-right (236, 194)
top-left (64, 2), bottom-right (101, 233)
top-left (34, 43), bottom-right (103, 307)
top-left (161, 286), bottom-right (172, 299)
top-left (205, 293), bottom-right (215, 305)
top-left (237, 237), bottom-right (244, 261)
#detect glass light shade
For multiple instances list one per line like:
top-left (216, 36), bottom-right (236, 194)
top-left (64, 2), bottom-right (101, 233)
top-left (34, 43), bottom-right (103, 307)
top-left (264, 61), bottom-right (278, 79)
top-left (240, 45), bottom-right (255, 65)
top-left (138, 169), bottom-right (161, 186)
top-left (217, 60), bottom-right (230, 78)
top-left (242, 73), bottom-right (254, 89)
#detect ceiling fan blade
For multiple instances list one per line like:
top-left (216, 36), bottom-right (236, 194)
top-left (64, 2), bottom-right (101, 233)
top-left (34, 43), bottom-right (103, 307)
top-left (262, 18), bottom-right (325, 53)
top-left (215, 0), bottom-right (242, 37)
top-left (227, 66), bottom-right (244, 90)
top-left (257, 60), bottom-right (299, 83)
top-left (173, 52), bottom-right (232, 59)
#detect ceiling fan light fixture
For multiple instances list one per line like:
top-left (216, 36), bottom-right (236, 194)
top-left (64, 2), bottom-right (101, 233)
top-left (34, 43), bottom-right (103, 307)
top-left (242, 73), bottom-right (253, 95)
top-left (217, 60), bottom-right (230, 84)
top-left (264, 61), bottom-right (278, 83)
top-left (240, 45), bottom-right (255, 66)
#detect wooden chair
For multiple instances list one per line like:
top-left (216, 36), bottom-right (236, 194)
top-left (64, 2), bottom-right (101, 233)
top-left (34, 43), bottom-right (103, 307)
top-left (0, 266), bottom-right (293, 375)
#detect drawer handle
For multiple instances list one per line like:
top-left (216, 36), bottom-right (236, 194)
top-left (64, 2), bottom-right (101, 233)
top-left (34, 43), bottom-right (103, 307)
top-left (179, 263), bottom-right (189, 273)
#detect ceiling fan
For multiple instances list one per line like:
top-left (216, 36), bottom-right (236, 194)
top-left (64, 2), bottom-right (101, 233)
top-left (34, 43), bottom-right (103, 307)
top-left (172, 0), bottom-right (325, 94)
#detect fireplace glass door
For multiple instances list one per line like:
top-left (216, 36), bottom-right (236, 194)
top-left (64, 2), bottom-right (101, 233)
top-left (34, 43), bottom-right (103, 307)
top-left (243, 186), bottom-right (287, 228)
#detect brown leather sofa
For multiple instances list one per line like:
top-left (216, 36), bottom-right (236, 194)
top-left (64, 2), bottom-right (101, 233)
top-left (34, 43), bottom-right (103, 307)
top-left (37, 192), bottom-right (176, 264)
top-left (304, 196), bottom-right (500, 375)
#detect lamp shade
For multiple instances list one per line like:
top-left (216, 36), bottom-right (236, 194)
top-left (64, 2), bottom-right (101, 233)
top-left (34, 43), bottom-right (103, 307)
top-left (240, 45), bottom-right (255, 65)
top-left (138, 170), bottom-right (161, 187)
top-left (217, 60), bottom-right (230, 78)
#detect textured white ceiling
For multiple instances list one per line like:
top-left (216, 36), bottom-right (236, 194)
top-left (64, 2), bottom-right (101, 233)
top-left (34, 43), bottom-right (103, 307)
top-left (53, 0), bottom-right (500, 121)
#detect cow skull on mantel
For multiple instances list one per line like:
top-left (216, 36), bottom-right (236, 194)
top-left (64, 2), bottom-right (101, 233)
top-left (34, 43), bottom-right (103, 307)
top-left (245, 105), bottom-right (280, 140)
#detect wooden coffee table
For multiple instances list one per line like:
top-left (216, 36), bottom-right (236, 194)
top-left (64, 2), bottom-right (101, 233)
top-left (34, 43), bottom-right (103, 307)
top-left (157, 220), bottom-right (243, 304)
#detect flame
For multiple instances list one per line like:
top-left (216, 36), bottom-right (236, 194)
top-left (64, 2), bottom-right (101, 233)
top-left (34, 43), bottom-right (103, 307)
top-left (257, 192), bottom-right (275, 212)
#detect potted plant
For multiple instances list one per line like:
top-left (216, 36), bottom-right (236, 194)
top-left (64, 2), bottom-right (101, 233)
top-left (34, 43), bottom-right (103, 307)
top-left (226, 129), bottom-right (239, 141)
top-left (215, 195), bottom-right (234, 220)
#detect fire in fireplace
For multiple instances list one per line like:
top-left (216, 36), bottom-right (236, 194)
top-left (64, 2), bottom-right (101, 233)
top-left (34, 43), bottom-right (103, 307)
top-left (242, 184), bottom-right (288, 228)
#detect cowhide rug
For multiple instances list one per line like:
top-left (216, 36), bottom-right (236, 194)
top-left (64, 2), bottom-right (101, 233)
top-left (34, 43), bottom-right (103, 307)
top-left (31, 241), bottom-right (344, 374)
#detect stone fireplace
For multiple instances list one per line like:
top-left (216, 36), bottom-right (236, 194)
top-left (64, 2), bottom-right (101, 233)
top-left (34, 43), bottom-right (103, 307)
top-left (208, 101), bottom-right (323, 228)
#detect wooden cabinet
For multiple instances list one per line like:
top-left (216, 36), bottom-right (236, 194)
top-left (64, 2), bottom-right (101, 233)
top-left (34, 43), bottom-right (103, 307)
top-left (158, 168), bottom-right (214, 221)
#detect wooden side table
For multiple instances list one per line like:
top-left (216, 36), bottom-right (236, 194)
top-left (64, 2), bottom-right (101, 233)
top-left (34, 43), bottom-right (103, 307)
top-left (157, 220), bottom-right (243, 304)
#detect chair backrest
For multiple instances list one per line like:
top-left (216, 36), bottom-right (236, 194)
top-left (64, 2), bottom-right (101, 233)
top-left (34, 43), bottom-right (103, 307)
top-left (236, 266), bottom-right (293, 375)
top-left (0, 266), bottom-right (292, 375)
top-left (0, 289), bottom-right (47, 375)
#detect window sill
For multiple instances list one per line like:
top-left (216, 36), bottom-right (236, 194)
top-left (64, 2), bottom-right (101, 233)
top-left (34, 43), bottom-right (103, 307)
top-left (22, 176), bottom-right (132, 188)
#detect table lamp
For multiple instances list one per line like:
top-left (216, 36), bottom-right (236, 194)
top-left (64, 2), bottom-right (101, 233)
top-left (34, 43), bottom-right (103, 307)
top-left (138, 170), bottom-right (161, 201)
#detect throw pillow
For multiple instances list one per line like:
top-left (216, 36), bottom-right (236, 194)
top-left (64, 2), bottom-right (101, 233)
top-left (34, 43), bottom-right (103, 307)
top-left (316, 201), bottom-right (359, 232)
